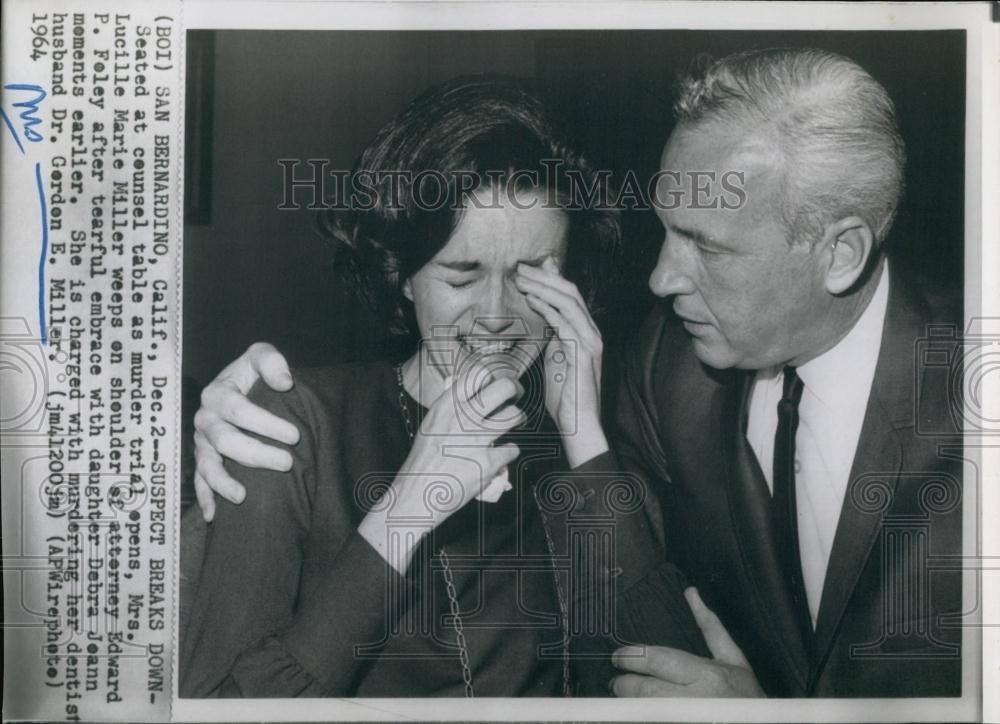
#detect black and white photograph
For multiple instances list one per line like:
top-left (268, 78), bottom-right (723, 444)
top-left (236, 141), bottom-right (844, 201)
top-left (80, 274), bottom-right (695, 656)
top-left (1, 2), bottom-right (995, 722)
top-left (179, 25), bottom-right (968, 702)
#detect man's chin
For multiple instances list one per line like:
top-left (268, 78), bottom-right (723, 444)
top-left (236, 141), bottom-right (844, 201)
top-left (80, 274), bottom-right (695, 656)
top-left (689, 336), bottom-right (738, 371)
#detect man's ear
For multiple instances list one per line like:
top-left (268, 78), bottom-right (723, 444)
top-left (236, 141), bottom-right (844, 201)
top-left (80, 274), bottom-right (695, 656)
top-left (402, 277), bottom-right (414, 302)
top-left (820, 216), bottom-right (875, 295)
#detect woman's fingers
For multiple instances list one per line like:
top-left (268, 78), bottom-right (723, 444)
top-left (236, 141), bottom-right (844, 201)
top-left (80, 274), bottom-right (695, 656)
top-left (525, 294), bottom-right (601, 381)
top-left (515, 269), bottom-right (587, 323)
top-left (422, 373), bottom-right (525, 443)
top-left (519, 256), bottom-right (590, 308)
top-left (464, 374), bottom-right (524, 421)
top-left (517, 257), bottom-right (597, 326)
top-left (516, 267), bottom-right (601, 351)
top-left (524, 293), bottom-right (575, 350)
top-left (526, 296), bottom-right (581, 376)
top-left (486, 403), bottom-right (528, 432)
top-left (490, 442), bottom-right (521, 470)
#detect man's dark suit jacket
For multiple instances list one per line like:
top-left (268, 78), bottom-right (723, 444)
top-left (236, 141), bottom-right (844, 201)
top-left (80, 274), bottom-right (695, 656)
top-left (610, 265), bottom-right (963, 697)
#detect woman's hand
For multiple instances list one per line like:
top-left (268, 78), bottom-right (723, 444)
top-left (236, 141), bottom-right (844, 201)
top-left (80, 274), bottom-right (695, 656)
top-left (515, 257), bottom-right (608, 467)
top-left (359, 365), bottom-right (524, 574)
top-left (192, 343), bottom-right (300, 521)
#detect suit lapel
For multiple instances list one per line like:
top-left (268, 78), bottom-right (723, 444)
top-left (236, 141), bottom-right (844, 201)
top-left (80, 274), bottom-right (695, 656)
top-left (720, 372), bottom-right (811, 690)
top-left (810, 268), bottom-right (927, 682)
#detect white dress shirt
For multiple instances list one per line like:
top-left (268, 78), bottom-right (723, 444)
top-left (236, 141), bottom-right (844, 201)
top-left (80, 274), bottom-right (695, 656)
top-left (746, 264), bottom-right (889, 626)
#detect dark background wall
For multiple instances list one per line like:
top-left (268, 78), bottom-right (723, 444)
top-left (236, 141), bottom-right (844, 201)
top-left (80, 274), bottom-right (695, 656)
top-left (182, 29), bottom-right (966, 389)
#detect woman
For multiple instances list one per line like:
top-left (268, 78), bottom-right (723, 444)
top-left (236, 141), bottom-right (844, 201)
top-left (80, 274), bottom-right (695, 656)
top-left (180, 76), bottom-right (708, 698)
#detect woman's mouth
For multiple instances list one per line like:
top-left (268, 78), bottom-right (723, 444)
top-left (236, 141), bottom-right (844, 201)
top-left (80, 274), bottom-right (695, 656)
top-left (461, 338), bottom-right (519, 355)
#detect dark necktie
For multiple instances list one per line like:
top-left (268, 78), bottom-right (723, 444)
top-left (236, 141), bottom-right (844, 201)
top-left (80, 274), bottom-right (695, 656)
top-left (772, 366), bottom-right (813, 642)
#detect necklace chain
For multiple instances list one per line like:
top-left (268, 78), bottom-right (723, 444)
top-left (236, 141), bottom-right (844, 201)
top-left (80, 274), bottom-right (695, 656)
top-left (438, 547), bottom-right (475, 697)
top-left (395, 363), bottom-right (416, 440)
top-left (392, 363), bottom-right (571, 698)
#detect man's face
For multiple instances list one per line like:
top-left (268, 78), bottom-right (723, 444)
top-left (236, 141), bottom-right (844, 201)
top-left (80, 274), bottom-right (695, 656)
top-left (650, 124), bottom-right (830, 370)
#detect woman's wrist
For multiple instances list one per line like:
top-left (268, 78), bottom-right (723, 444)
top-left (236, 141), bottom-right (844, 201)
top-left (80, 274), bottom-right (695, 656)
top-left (562, 418), bottom-right (609, 469)
top-left (358, 502), bottom-right (433, 575)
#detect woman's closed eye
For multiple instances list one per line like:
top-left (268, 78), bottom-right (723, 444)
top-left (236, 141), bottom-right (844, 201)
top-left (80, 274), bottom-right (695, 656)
top-left (445, 277), bottom-right (477, 289)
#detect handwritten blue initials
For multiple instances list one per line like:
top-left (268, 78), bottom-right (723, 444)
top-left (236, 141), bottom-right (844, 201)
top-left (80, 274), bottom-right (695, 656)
top-left (2, 82), bottom-right (50, 343)
top-left (2, 83), bottom-right (47, 154)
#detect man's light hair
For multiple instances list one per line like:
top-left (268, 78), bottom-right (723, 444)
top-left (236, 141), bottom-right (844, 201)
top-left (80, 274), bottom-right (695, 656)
top-left (674, 48), bottom-right (906, 247)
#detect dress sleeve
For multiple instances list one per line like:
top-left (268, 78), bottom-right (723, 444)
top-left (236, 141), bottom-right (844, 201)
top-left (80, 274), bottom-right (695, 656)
top-left (555, 342), bottom-right (710, 696)
top-left (179, 376), bottom-right (412, 698)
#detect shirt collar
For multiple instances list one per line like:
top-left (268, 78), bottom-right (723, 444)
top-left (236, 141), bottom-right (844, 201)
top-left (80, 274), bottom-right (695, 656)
top-left (796, 263), bottom-right (890, 410)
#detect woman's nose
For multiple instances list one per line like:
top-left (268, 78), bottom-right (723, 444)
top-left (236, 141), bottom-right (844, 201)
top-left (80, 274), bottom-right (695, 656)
top-left (474, 278), bottom-right (519, 333)
top-left (473, 315), bottom-right (517, 335)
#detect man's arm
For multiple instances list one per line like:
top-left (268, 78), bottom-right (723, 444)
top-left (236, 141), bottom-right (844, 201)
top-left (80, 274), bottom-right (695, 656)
top-left (602, 318), bottom-right (764, 698)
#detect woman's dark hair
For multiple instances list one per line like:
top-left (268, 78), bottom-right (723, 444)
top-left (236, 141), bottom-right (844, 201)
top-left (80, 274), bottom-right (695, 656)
top-left (319, 74), bottom-right (621, 344)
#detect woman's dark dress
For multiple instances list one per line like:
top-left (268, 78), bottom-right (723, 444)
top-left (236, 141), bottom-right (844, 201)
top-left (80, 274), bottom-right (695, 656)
top-left (180, 361), bottom-right (707, 698)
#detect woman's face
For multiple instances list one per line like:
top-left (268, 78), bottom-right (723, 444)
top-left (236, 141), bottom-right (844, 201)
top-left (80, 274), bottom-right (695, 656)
top-left (403, 187), bottom-right (569, 390)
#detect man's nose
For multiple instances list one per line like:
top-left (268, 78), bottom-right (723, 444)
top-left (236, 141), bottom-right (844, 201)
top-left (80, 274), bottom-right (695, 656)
top-left (648, 238), bottom-right (695, 298)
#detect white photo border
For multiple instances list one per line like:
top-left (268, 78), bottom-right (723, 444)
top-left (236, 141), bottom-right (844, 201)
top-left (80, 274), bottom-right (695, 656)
top-left (170, 2), bottom-right (998, 722)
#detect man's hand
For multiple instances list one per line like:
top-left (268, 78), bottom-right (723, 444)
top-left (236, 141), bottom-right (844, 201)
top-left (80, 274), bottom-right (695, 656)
top-left (193, 343), bottom-right (300, 521)
top-left (610, 588), bottom-right (765, 697)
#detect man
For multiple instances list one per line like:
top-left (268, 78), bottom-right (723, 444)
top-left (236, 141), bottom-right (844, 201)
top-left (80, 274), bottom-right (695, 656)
top-left (601, 48), bottom-right (963, 697)
top-left (191, 48), bottom-right (962, 697)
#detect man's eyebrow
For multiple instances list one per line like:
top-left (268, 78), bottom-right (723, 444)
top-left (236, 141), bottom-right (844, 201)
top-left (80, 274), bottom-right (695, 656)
top-left (668, 222), bottom-right (719, 248)
top-left (435, 260), bottom-right (481, 272)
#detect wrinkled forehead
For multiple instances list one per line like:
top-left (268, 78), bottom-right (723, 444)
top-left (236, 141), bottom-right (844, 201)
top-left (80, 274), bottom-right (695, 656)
top-left (657, 124), bottom-right (786, 225)
top-left (436, 188), bottom-right (569, 268)
top-left (660, 122), bottom-right (782, 187)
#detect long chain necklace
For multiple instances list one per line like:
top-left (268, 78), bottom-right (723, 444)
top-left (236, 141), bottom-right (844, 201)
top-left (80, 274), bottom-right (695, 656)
top-left (392, 363), bottom-right (571, 697)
